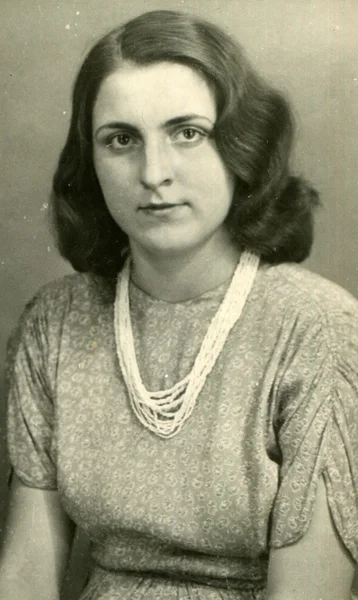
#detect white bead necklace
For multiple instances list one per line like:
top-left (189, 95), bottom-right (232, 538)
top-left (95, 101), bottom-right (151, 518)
top-left (114, 250), bottom-right (260, 439)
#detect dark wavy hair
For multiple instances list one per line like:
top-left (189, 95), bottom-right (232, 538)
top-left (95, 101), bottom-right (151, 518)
top-left (51, 9), bottom-right (319, 278)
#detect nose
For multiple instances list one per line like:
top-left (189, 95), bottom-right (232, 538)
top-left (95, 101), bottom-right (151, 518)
top-left (140, 140), bottom-right (174, 191)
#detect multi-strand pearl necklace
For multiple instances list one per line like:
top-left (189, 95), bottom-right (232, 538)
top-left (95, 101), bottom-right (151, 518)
top-left (114, 250), bottom-right (260, 439)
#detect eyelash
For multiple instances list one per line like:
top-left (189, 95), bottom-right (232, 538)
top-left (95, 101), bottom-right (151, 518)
top-left (105, 127), bottom-right (210, 152)
top-left (173, 127), bottom-right (208, 143)
top-left (106, 133), bottom-right (136, 150)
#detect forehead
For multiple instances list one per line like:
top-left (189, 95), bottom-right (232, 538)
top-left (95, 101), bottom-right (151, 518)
top-left (92, 61), bottom-right (216, 127)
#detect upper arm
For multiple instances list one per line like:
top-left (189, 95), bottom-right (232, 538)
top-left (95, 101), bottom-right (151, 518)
top-left (0, 474), bottom-right (75, 600)
top-left (267, 478), bottom-right (356, 600)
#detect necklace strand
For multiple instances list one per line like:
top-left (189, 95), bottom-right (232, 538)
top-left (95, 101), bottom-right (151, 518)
top-left (114, 250), bottom-right (260, 439)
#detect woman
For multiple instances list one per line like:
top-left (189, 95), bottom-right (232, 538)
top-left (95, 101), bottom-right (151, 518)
top-left (1, 9), bottom-right (357, 600)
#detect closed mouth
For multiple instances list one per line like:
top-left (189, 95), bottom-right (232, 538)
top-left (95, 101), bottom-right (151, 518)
top-left (139, 203), bottom-right (185, 211)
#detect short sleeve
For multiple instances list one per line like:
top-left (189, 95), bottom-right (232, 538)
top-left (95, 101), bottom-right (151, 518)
top-left (269, 303), bottom-right (358, 562)
top-left (6, 290), bottom-right (57, 490)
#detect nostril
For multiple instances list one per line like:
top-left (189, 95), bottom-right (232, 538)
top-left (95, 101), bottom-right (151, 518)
top-left (141, 177), bottom-right (173, 190)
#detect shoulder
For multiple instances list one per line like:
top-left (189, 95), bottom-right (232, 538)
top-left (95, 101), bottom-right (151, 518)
top-left (8, 273), bottom-right (114, 355)
top-left (24, 272), bottom-right (114, 319)
top-left (263, 262), bottom-right (358, 311)
top-left (260, 263), bottom-right (358, 324)
top-left (256, 262), bottom-right (358, 344)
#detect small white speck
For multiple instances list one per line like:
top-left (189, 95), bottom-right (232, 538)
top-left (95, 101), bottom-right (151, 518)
top-left (1, 261), bottom-right (5, 265)
top-left (354, 78), bottom-right (357, 82)
top-left (47, 246), bottom-right (51, 252)
top-left (76, 10), bottom-right (80, 15)
top-left (65, 24), bottom-right (70, 30)
top-left (41, 202), bottom-right (48, 211)
top-left (63, 110), bottom-right (67, 115)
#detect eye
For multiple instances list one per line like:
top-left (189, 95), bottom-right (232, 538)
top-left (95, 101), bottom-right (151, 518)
top-left (173, 127), bottom-right (208, 145)
top-left (181, 128), bottom-right (201, 140)
top-left (106, 132), bottom-right (137, 151)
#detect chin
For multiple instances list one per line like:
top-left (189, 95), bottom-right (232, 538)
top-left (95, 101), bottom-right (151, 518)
top-left (147, 243), bottom-right (192, 256)
top-left (136, 237), bottom-right (198, 258)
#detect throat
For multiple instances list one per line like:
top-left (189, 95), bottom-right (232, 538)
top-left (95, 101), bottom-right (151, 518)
top-left (129, 247), bottom-right (241, 303)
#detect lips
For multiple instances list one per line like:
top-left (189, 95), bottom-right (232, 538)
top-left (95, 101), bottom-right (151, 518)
top-left (139, 203), bottom-right (186, 211)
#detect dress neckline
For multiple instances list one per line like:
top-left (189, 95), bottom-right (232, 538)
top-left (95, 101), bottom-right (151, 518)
top-left (128, 275), bottom-right (232, 307)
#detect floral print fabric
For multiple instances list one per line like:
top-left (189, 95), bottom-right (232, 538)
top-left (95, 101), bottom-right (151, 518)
top-left (6, 261), bottom-right (358, 599)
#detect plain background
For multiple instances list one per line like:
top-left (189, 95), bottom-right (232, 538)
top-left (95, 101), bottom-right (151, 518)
top-left (1, 0), bottom-right (358, 597)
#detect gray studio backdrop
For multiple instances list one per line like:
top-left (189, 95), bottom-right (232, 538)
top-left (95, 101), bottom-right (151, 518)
top-left (1, 0), bottom-right (358, 596)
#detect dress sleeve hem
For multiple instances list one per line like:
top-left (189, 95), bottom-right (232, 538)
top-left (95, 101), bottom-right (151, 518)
top-left (323, 471), bottom-right (358, 564)
top-left (268, 472), bottom-right (320, 550)
top-left (269, 471), bottom-right (358, 564)
top-left (9, 466), bottom-right (58, 492)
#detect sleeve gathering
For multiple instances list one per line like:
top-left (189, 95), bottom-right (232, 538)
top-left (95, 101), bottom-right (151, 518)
top-left (269, 301), bottom-right (358, 563)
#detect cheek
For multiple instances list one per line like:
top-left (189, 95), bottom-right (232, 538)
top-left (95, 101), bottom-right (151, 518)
top-left (202, 164), bottom-right (235, 211)
top-left (193, 152), bottom-right (235, 205)
top-left (94, 156), bottom-right (133, 202)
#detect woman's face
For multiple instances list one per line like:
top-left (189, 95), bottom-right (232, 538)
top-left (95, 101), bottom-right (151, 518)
top-left (92, 61), bottom-right (236, 258)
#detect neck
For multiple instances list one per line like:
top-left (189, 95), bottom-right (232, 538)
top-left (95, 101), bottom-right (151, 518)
top-left (129, 240), bottom-right (241, 303)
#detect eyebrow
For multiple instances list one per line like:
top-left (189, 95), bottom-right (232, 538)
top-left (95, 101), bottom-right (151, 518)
top-left (94, 114), bottom-right (214, 137)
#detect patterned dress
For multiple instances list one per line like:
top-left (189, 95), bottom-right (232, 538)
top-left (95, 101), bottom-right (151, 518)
top-left (6, 260), bottom-right (358, 599)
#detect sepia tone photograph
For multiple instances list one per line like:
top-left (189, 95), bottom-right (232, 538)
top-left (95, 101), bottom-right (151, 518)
top-left (0, 1), bottom-right (358, 598)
